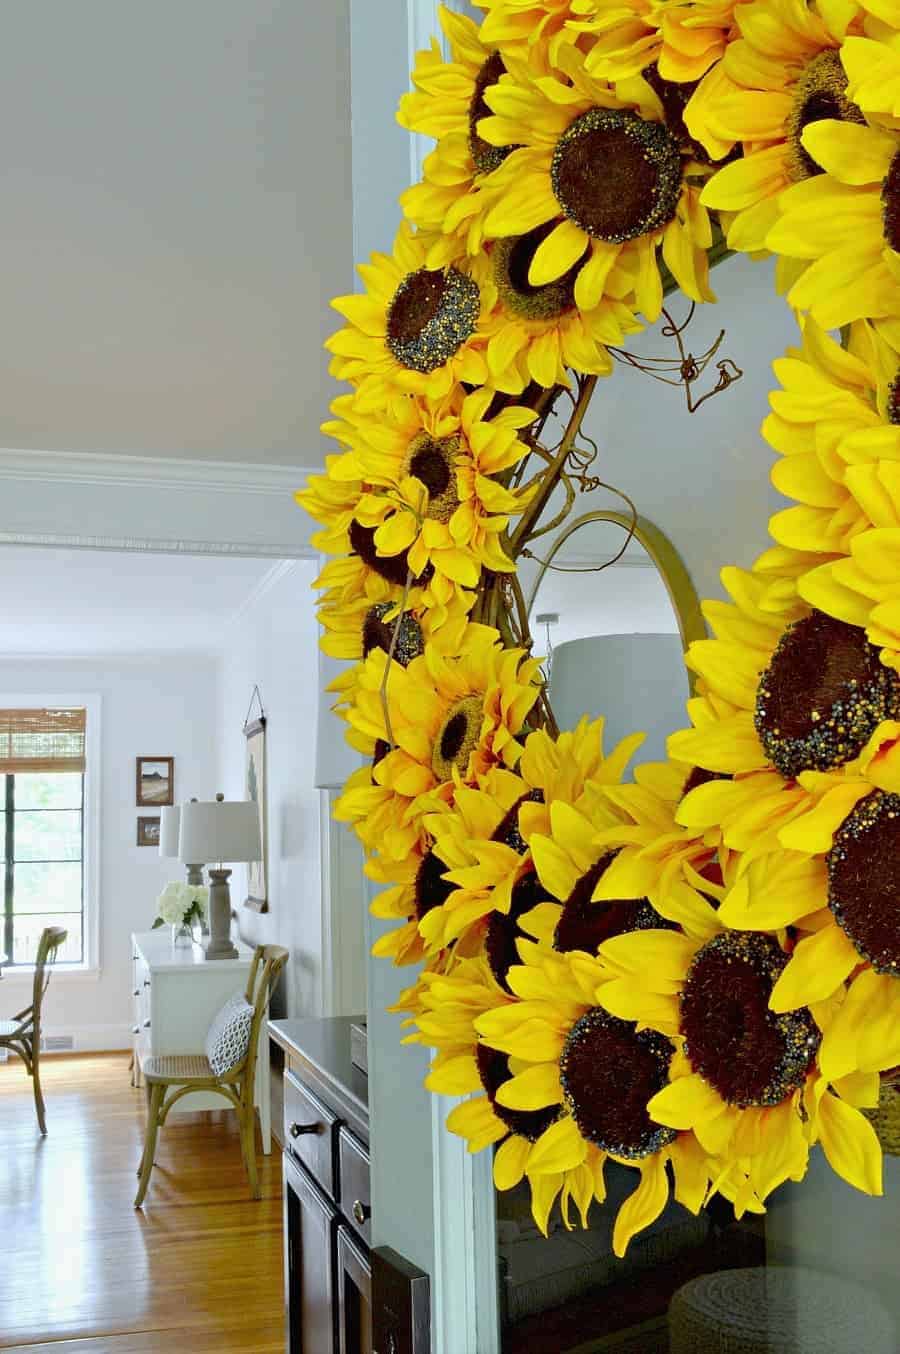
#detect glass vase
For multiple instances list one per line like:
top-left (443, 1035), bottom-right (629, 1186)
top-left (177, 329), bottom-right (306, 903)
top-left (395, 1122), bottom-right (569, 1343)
top-left (171, 921), bottom-right (193, 949)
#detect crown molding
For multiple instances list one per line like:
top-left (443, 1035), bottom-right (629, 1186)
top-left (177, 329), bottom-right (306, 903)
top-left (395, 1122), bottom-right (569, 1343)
top-left (0, 531), bottom-right (314, 558)
top-left (0, 447), bottom-right (316, 497)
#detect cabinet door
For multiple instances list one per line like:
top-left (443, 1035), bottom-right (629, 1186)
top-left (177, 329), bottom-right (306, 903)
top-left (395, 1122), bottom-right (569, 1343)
top-left (337, 1224), bottom-right (372, 1354)
top-left (284, 1154), bottom-right (337, 1354)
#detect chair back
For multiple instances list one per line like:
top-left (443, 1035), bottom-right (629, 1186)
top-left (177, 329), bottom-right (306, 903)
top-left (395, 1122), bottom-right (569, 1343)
top-left (31, 927), bottom-right (68, 1026)
top-left (240, 945), bottom-right (288, 1095)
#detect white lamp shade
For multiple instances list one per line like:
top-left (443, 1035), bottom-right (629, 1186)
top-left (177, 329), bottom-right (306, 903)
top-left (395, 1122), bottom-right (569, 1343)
top-left (158, 805), bottom-right (181, 858)
top-left (178, 799), bottom-right (261, 865)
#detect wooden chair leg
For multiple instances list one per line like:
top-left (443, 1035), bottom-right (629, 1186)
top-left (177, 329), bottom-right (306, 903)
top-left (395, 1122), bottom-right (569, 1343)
top-left (240, 1100), bottom-right (260, 1200)
top-left (135, 1083), bottom-right (165, 1208)
top-left (31, 1039), bottom-right (47, 1137)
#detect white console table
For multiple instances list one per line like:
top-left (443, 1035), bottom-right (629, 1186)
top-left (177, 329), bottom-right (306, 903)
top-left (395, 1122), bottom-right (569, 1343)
top-left (130, 928), bottom-right (272, 1154)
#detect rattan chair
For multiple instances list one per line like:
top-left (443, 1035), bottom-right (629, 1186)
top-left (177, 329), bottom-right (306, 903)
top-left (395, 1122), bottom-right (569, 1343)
top-left (0, 925), bottom-right (68, 1135)
top-left (134, 943), bottom-right (288, 1207)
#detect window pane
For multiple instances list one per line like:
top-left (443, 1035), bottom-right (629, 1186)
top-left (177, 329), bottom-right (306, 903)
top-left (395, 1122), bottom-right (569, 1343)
top-left (14, 773), bottom-right (83, 811)
top-left (13, 861), bottom-right (82, 914)
top-left (14, 810), bottom-right (82, 862)
top-left (10, 912), bottom-right (82, 965)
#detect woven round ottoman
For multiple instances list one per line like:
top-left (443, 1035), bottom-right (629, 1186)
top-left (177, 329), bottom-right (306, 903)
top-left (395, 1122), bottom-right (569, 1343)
top-left (669, 1267), bottom-right (894, 1353)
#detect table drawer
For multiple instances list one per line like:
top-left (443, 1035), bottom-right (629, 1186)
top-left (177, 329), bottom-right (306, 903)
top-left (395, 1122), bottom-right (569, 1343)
top-left (338, 1125), bottom-right (371, 1245)
top-left (284, 1070), bottom-right (336, 1196)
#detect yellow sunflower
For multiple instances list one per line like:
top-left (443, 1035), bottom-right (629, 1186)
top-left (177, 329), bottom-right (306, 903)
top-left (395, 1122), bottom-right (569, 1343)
top-left (799, 529), bottom-right (900, 673)
top-left (596, 922), bottom-right (883, 1209)
top-left (471, 941), bottom-right (730, 1253)
top-left (473, 0), bottom-right (581, 63)
top-left (325, 221), bottom-right (501, 409)
top-left (689, 0), bottom-right (867, 252)
top-left (667, 566), bottom-right (900, 781)
top-left (840, 35), bottom-right (900, 125)
top-left (766, 118), bottom-right (900, 327)
top-left (762, 320), bottom-right (900, 570)
top-left (341, 386), bottom-right (536, 589)
top-left (572, 0), bottom-right (738, 85)
top-left (478, 48), bottom-right (716, 324)
top-left (418, 717), bottom-right (644, 965)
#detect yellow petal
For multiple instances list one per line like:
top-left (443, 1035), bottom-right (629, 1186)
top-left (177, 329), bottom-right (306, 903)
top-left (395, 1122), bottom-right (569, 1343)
top-left (527, 1115), bottom-right (587, 1175)
top-left (529, 218), bottom-right (588, 286)
top-left (648, 1072), bottom-right (724, 1129)
top-left (493, 1133), bottom-right (532, 1191)
top-left (815, 1092), bottom-right (883, 1197)
top-left (612, 1154), bottom-right (668, 1258)
top-left (495, 1062), bottom-right (563, 1111)
top-left (769, 924), bottom-right (860, 1012)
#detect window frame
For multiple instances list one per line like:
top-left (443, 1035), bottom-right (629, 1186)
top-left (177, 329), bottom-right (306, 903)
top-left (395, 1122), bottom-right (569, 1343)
top-left (0, 693), bottom-right (101, 976)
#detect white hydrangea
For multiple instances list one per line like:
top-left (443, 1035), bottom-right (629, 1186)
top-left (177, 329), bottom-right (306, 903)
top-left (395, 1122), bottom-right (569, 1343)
top-left (155, 881), bottom-right (209, 927)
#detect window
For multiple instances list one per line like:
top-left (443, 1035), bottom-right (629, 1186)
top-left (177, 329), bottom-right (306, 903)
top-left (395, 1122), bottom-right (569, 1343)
top-left (0, 708), bottom-right (87, 967)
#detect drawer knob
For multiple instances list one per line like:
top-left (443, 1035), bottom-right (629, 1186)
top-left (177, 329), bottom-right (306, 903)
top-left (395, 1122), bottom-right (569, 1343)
top-left (143, 979), bottom-right (151, 988)
top-left (352, 1199), bottom-right (371, 1226)
top-left (142, 1019), bottom-right (151, 1029)
top-left (289, 1121), bottom-right (321, 1138)
top-left (133, 989), bottom-right (140, 997)
top-left (131, 1025), bottom-right (140, 1035)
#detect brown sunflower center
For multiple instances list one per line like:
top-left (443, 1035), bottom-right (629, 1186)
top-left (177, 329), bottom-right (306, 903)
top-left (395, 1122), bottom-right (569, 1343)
top-left (490, 789), bottom-right (544, 855)
top-left (882, 150), bottom-right (900, 254)
top-left (401, 432), bottom-right (461, 523)
top-left (889, 366), bottom-right (900, 427)
top-left (492, 221), bottom-right (586, 321)
top-left (413, 847), bottom-right (456, 923)
top-left (362, 603), bottom-right (424, 666)
top-left (485, 870), bottom-right (545, 991)
top-left (385, 267), bottom-right (481, 374)
top-left (681, 932), bottom-right (820, 1109)
top-left (755, 611), bottom-right (900, 779)
top-left (550, 107), bottom-right (683, 244)
top-left (477, 1042), bottom-right (561, 1142)
top-left (432, 694), bottom-right (484, 780)
top-left (828, 790), bottom-right (900, 975)
top-left (553, 852), bottom-right (675, 955)
top-left (559, 1008), bottom-right (676, 1158)
top-left (469, 51), bottom-right (515, 175)
top-left (349, 519), bottom-right (414, 587)
top-left (786, 50), bottom-right (865, 183)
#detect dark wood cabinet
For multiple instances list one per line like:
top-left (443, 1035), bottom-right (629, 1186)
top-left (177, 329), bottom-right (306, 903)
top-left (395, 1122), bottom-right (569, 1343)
top-left (337, 1223), bottom-right (373, 1354)
top-left (284, 1153), bottom-right (338, 1354)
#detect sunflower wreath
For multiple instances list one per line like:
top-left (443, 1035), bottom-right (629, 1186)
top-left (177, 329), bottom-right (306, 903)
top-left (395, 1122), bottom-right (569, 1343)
top-left (296, 0), bottom-right (900, 1255)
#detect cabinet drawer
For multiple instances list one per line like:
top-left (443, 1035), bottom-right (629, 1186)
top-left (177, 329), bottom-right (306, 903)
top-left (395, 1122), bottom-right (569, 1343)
top-left (338, 1126), bottom-right (371, 1245)
top-left (284, 1070), bottom-right (337, 1196)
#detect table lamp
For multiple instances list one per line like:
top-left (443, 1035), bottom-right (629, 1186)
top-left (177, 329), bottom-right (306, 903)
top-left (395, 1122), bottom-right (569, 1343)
top-left (178, 794), bottom-right (261, 960)
top-left (159, 803), bottom-right (205, 887)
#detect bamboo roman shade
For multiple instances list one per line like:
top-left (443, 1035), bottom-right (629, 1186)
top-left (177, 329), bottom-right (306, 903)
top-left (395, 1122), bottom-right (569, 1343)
top-left (0, 708), bottom-right (87, 774)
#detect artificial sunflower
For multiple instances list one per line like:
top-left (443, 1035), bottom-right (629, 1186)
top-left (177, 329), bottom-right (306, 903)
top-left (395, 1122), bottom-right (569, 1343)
top-left (840, 35), bottom-right (900, 125)
top-left (571, 0), bottom-right (738, 85)
top-left (473, 0), bottom-right (581, 62)
top-left (766, 118), bottom-right (900, 329)
top-left (471, 941), bottom-right (731, 1253)
top-left (667, 566), bottom-right (900, 780)
top-left (798, 523), bottom-right (900, 673)
top-left (418, 717), bottom-right (644, 969)
top-left (688, 0), bottom-right (868, 252)
top-left (325, 221), bottom-right (501, 409)
top-left (336, 385), bottom-right (536, 590)
top-left (596, 923), bottom-right (884, 1209)
top-left (478, 47), bottom-right (716, 324)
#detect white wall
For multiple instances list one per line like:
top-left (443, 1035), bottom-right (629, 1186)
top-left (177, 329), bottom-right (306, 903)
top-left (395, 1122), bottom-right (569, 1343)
top-left (217, 560), bottom-right (325, 1021)
top-left (0, 655), bottom-right (219, 1048)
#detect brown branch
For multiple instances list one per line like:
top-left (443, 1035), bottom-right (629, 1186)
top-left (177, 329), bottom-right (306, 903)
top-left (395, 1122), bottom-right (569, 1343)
top-left (509, 374), bottom-right (598, 556)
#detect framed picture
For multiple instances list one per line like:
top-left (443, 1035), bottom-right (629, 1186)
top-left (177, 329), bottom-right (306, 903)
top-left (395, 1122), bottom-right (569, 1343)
top-left (244, 717), bottom-right (267, 912)
top-left (136, 756), bottom-right (174, 807)
top-left (137, 816), bottom-right (161, 847)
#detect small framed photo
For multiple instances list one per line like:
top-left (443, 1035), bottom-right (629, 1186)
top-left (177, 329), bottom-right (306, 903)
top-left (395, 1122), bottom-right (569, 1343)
top-left (136, 756), bottom-right (174, 807)
top-left (244, 717), bottom-right (267, 912)
top-left (137, 816), bottom-right (161, 848)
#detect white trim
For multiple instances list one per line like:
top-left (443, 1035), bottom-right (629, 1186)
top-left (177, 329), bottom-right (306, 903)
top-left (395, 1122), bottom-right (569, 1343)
top-left (407, 0), bottom-right (443, 185)
top-left (0, 533), bottom-right (315, 559)
top-left (0, 691), bottom-right (101, 972)
top-left (431, 1092), bottom-right (500, 1354)
top-left (226, 559), bottom-right (304, 635)
top-left (319, 792), bottom-right (335, 1018)
top-left (0, 447), bottom-right (316, 496)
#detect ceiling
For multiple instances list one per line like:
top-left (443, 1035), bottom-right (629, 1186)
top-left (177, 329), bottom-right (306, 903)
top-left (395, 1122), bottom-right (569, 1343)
top-left (0, 547), bottom-right (283, 654)
top-left (0, 1), bottom-right (352, 465)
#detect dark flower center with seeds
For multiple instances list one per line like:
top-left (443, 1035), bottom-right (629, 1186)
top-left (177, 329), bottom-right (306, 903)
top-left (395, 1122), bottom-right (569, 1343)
top-left (485, 870), bottom-right (545, 991)
top-left (882, 150), bottom-right (900, 254)
top-left (680, 932), bottom-right (819, 1108)
top-left (559, 1008), bottom-right (676, 1158)
top-left (828, 790), bottom-right (900, 975)
top-left (414, 847), bottom-right (456, 922)
top-left (402, 432), bottom-right (461, 523)
top-left (550, 108), bottom-right (682, 244)
top-left (755, 611), bottom-right (900, 779)
top-left (490, 789), bottom-right (544, 855)
top-left (786, 51), bottom-right (865, 183)
top-left (476, 1042), bottom-right (560, 1141)
top-left (553, 852), bottom-right (675, 955)
top-left (362, 603), bottom-right (424, 667)
top-left (349, 519), bottom-right (429, 589)
top-left (469, 51), bottom-right (515, 175)
top-left (889, 368), bottom-right (900, 427)
top-left (385, 267), bottom-right (480, 375)
top-left (432, 695), bottom-right (484, 779)
top-left (493, 221), bottom-right (586, 320)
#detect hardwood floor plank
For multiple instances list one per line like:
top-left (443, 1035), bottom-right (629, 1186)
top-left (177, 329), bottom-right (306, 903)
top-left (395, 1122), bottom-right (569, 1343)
top-left (0, 1054), bottom-right (284, 1351)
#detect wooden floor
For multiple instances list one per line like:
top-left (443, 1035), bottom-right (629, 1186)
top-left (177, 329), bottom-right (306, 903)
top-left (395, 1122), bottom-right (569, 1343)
top-left (0, 1053), bottom-right (285, 1352)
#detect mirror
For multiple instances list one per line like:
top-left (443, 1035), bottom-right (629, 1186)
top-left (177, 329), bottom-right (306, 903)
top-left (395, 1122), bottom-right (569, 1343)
top-left (528, 511), bottom-right (704, 764)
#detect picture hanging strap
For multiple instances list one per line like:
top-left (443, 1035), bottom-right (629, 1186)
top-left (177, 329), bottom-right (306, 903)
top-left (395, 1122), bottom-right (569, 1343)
top-left (243, 684), bottom-right (267, 731)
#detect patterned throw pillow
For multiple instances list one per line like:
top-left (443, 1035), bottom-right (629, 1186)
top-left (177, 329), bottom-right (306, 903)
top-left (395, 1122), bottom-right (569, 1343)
top-left (205, 992), bottom-right (253, 1077)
